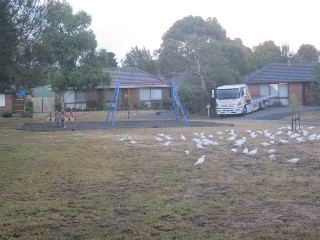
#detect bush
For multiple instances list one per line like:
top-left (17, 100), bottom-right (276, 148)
top-left (86, 100), bottom-right (104, 111)
top-left (162, 97), bottom-right (173, 110)
top-left (1, 111), bottom-right (13, 118)
top-left (134, 102), bottom-right (148, 110)
top-left (23, 99), bottom-right (33, 118)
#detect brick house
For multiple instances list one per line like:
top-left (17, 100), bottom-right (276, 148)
top-left (0, 90), bottom-right (26, 114)
top-left (58, 67), bottom-right (170, 110)
top-left (244, 63), bottom-right (318, 106)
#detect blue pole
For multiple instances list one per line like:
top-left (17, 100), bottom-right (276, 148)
top-left (105, 81), bottom-right (120, 127)
top-left (174, 87), bottom-right (188, 125)
top-left (111, 81), bottom-right (120, 126)
top-left (170, 81), bottom-right (179, 122)
top-left (170, 80), bottom-right (188, 125)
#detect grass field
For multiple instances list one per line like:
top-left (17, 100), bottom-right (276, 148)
top-left (1, 112), bottom-right (320, 239)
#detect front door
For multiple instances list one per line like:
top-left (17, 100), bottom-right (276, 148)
top-left (303, 82), bottom-right (312, 105)
top-left (13, 95), bottom-right (25, 113)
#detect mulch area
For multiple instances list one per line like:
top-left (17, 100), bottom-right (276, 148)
top-left (16, 120), bottom-right (234, 132)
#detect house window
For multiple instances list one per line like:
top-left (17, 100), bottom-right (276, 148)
top-left (260, 83), bottom-right (288, 105)
top-left (279, 83), bottom-right (288, 105)
top-left (64, 91), bottom-right (86, 109)
top-left (260, 85), bottom-right (269, 96)
top-left (270, 84), bottom-right (279, 97)
top-left (151, 89), bottom-right (162, 100)
top-left (139, 88), bottom-right (151, 101)
top-left (0, 94), bottom-right (5, 107)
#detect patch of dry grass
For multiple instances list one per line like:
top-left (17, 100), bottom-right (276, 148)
top-left (1, 116), bottom-right (320, 239)
top-left (281, 110), bottom-right (320, 123)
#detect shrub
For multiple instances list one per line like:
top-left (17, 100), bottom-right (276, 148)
top-left (1, 111), bottom-right (13, 118)
top-left (86, 100), bottom-right (104, 111)
top-left (162, 97), bottom-right (173, 110)
top-left (134, 102), bottom-right (148, 110)
top-left (23, 99), bottom-right (33, 118)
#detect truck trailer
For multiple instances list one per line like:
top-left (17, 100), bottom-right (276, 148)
top-left (215, 84), bottom-right (273, 116)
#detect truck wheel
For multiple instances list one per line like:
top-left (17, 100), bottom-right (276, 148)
top-left (242, 106), bottom-right (247, 116)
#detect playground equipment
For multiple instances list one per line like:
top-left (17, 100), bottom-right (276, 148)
top-left (105, 80), bottom-right (188, 127)
top-left (46, 110), bottom-right (76, 127)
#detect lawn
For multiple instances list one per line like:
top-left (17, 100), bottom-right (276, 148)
top-left (1, 113), bottom-right (320, 239)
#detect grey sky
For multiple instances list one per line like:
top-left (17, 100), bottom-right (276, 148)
top-left (67, 0), bottom-right (320, 62)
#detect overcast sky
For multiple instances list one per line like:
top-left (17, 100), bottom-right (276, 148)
top-left (66, 0), bottom-right (320, 63)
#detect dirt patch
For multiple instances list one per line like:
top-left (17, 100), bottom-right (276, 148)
top-left (16, 120), bottom-right (234, 132)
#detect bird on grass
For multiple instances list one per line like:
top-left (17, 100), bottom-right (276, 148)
top-left (155, 137), bottom-right (163, 142)
top-left (184, 150), bottom-right (190, 156)
top-left (163, 141), bottom-right (171, 146)
top-left (165, 135), bottom-right (172, 140)
top-left (243, 147), bottom-right (249, 155)
top-left (267, 149), bottom-right (276, 155)
top-left (250, 132), bottom-right (257, 138)
top-left (260, 142), bottom-right (271, 147)
top-left (196, 143), bottom-right (205, 150)
top-left (269, 154), bottom-right (276, 161)
top-left (119, 135), bottom-right (129, 141)
top-left (130, 140), bottom-right (137, 144)
top-left (288, 158), bottom-right (300, 164)
top-left (296, 137), bottom-right (305, 143)
top-left (279, 139), bottom-right (289, 144)
top-left (247, 148), bottom-right (258, 156)
top-left (180, 134), bottom-right (186, 141)
top-left (231, 148), bottom-right (237, 154)
top-left (194, 155), bottom-right (206, 165)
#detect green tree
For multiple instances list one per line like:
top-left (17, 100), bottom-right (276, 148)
top-left (0, 0), bottom-right (47, 92)
top-left (158, 16), bottom-right (249, 114)
top-left (42, 1), bottom-right (111, 96)
top-left (122, 46), bottom-right (159, 75)
top-left (107, 52), bottom-right (118, 67)
top-left (252, 41), bottom-right (284, 69)
top-left (310, 64), bottom-right (320, 105)
top-left (177, 73), bottom-right (207, 114)
top-left (295, 44), bottom-right (319, 63)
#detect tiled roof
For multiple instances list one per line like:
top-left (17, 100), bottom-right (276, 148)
top-left (244, 63), bottom-right (318, 84)
top-left (105, 67), bottom-right (169, 87)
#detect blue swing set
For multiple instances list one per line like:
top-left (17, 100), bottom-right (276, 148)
top-left (105, 80), bottom-right (188, 127)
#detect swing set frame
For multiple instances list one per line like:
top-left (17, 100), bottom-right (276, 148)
top-left (105, 80), bottom-right (188, 127)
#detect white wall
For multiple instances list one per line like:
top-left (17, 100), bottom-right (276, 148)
top-left (0, 94), bottom-right (5, 107)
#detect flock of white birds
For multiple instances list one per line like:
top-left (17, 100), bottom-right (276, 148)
top-left (119, 124), bottom-right (320, 167)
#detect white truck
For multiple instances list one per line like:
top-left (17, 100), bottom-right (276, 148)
top-left (215, 84), bottom-right (273, 116)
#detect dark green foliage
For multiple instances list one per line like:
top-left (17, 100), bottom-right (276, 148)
top-left (162, 97), bottom-right (173, 110)
top-left (44, 1), bottom-right (111, 93)
top-left (295, 44), bottom-right (319, 63)
top-left (0, 0), bottom-right (47, 92)
top-left (107, 52), bottom-right (118, 67)
top-left (157, 16), bottom-right (248, 114)
top-left (252, 41), bottom-right (284, 69)
top-left (1, 111), bottom-right (12, 118)
top-left (163, 16), bottom-right (226, 42)
top-left (177, 73), bottom-right (207, 114)
top-left (22, 99), bottom-right (34, 118)
top-left (134, 102), bottom-right (148, 110)
top-left (86, 99), bottom-right (104, 111)
top-left (310, 64), bottom-right (320, 104)
top-left (122, 46), bottom-right (159, 75)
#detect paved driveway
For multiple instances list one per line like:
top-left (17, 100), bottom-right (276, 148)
top-left (220, 105), bottom-right (320, 120)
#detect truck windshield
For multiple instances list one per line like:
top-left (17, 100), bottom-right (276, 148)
top-left (216, 89), bottom-right (240, 100)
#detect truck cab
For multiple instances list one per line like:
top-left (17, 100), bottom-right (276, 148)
top-left (215, 84), bottom-right (271, 116)
top-left (216, 84), bottom-right (249, 116)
